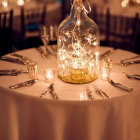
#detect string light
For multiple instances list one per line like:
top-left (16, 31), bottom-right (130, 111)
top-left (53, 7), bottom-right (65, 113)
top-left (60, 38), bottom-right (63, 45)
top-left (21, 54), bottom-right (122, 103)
top-left (2, 0), bottom-right (8, 8)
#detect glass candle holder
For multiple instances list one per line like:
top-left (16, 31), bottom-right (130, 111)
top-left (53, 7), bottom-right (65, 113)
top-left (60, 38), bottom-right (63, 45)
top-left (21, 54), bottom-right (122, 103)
top-left (101, 67), bottom-right (110, 81)
top-left (44, 69), bottom-right (55, 83)
top-left (27, 61), bottom-right (37, 79)
top-left (101, 58), bottom-right (112, 81)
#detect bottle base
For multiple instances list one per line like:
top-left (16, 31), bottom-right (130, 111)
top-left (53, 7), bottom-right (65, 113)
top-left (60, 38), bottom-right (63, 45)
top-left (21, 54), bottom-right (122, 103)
top-left (58, 73), bottom-right (98, 84)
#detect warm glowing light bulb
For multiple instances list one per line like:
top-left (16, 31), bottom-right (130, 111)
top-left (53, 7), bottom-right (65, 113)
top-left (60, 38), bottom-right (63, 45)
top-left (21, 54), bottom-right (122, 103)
top-left (2, 0), bottom-right (8, 8)
top-left (121, 0), bottom-right (128, 7)
top-left (44, 69), bottom-right (55, 83)
top-left (76, 19), bottom-right (81, 25)
top-left (72, 61), bottom-right (79, 69)
top-left (17, 0), bottom-right (24, 6)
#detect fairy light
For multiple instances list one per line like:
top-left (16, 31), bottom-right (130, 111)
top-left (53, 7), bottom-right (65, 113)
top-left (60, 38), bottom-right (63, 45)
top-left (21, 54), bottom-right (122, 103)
top-left (76, 19), bottom-right (81, 25)
top-left (72, 61), bottom-right (79, 69)
top-left (17, 0), bottom-right (24, 6)
top-left (121, 0), bottom-right (129, 7)
top-left (57, 0), bottom-right (100, 83)
top-left (2, 0), bottom-right (8, 8)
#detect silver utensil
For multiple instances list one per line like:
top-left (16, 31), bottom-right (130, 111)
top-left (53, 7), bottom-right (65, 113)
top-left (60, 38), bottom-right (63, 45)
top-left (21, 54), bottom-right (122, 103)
top-left (100, 50), bottom-right (112, 60)
top-left (9, 79), bottom-right (36, 89)
top-left (11, 53), bottom-right (32, 64)
top-left (49, 83), bottom-right (59, 99)
top-left (86, 86), bottom-right (94, 99)
top-left (94, 87), bottom-right (104, 98)
top-left (95, 87), bottom-right (111, 98)
top-left (123, 72), bottom-right (140, 80)
top-left (0, 56), bottom-right (25, 65)
top-left (36, 47), bottom-right (48, 58)
top-left (0, 69), bottom-right (27, 76)
top-left (40, 84), bottom-right (51, 98)
top-left (120, 55), bottom-right (140, 64)
top-left (108, 78), bottom-right (133, 92)
top-left (40, 83), bottom-right (59, 99)
top-left (121, 60), bottom-right (140, 66)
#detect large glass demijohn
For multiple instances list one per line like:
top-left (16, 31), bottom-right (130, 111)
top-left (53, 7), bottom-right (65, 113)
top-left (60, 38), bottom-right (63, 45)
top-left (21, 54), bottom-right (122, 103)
top-left (57, 0), bottom-right (100, 84)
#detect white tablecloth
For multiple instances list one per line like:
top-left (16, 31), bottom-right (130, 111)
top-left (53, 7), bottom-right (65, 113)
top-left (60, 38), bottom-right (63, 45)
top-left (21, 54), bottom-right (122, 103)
top-left (0, 47), bottom-right (140, 140)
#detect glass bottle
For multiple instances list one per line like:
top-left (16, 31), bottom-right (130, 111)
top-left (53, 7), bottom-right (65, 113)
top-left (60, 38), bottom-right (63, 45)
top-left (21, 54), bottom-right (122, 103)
top-left (57, 0), bottom-right (100, 84)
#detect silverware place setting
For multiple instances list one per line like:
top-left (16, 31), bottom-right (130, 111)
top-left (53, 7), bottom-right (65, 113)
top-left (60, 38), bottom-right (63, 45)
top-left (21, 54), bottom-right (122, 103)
top-left (120, 55), bottom-right (140, 64)
top-left (123, 72), bottom-right (140, 80)
top-left (108, 78), bottom-right (133, 92)
top-left (0, 53), bottom-right (33, 65)
top-left (11, 53), bottom-right (32, 64)
top-left (114, 55), bottom-right (140, 66)
top-left (100, 49), bottom-right (112, 60)
top-left (86, 86), bottom-right (94, 100)
top-left (93, 86), bottom-right (111, 99)
top-left (0, 69), bottom-right (28, 76)
top-left (36, 46), bottom-right (48, 58)
top-left (121, 60), bottom-right (140, 66)
top-left (0, 56), bottom-right (26, 65)
top-left (40, 83), bottom-right (59, 99)
top-left (9, 79), bottom-right (37, 89)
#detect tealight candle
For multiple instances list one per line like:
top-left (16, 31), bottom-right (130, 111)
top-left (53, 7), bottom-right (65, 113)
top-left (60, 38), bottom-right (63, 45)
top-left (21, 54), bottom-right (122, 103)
top-left (101, 67), bottom-right (110, 81)
top-left (44, 69), bottom-right (55, 83)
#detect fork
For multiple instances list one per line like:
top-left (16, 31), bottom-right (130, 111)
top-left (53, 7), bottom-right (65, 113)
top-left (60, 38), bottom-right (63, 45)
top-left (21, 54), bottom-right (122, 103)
top-left (9, 79), bottom-right (36, 89)
top-left (121, 60), bottom-right (140, 66)
top-left (120, 55), bottom-right (140, 64)
top-left (11, 53), bottom-right (32, 64)
top-left (108, 78), bottom-right (133, 92)
top-left (123, 72), bottom-right (140, 80)
top-left (0, 69), bottom-right (27, 76)
top-left (40, 83), bottom-right (59, 99)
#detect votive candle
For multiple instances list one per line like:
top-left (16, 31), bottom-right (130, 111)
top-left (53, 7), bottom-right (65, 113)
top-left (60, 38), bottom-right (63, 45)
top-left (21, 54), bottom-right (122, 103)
top-left (44, 69), bottom-right (55, 83)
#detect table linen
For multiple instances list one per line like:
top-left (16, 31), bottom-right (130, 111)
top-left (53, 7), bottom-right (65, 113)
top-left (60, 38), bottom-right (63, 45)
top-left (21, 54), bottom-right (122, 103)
top-left (0, 47), bottom-right (140, 140)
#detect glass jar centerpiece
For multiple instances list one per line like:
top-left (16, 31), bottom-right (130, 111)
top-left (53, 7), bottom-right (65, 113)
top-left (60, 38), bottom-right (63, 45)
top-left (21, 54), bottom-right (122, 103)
top-left (57, 0), bottom-right (100, 84)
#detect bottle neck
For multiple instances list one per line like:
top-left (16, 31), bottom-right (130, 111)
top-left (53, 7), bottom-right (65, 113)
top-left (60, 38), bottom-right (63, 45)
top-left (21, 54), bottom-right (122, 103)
top-left (70, 0), bottom-right (87, 19)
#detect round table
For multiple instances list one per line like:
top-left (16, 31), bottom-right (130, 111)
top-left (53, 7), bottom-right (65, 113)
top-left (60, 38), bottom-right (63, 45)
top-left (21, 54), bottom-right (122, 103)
top-left (0, 47), bottom-right (140, 140)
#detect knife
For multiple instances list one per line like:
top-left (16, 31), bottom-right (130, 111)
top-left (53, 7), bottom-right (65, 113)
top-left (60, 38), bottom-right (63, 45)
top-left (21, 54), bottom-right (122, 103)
top-left (40, 85), bottom-right (51, 98)
top-left (86, 87), bottom-right (94, 99)
top-left (122, 60), bottom-right (140, 66)
top-left (0, 69), bottom-right (19, 76)
top-left (108, 78), bottom-right (133, 92)
top-left (9, 79), bottom-right (36, 89)
top-left (96, 87), bottom-right (111, 98)
top-left (49, 83), bottom-right (59, 99)
top-left (0, 56), bottom-right (25, 65)
top-left (40, 83), bottom-right (59, 99)
top-left (36, 47), bottom-right (48, 58)
top-left (100, 50), bottom-right (112, 60)
top-left (11, 53), bottom-right (32, 64)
